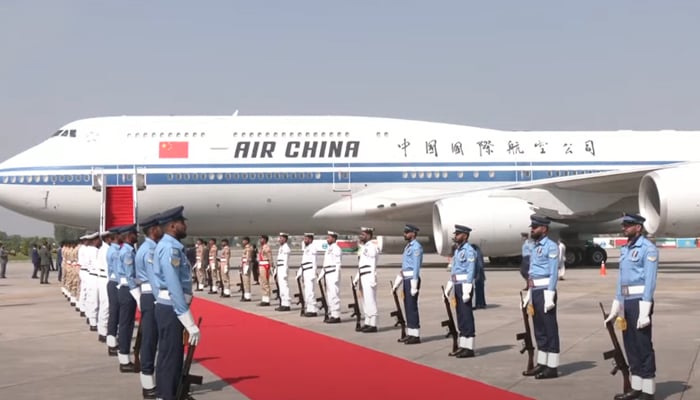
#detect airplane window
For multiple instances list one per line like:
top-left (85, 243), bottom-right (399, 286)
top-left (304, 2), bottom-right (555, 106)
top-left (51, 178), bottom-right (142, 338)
top-left (411, 172), bottom-right (417, 179)
top-left (127, 133), bottom-right (132, 138)
top-left (265, 173), bottom-right (272, 179)
top-left (315, 132), bottom-right (320, 137)
top-left (160, 133), bottom-right (165, 138)
top-left (280, 132), bottom-right (285, 137)
top-left (473, 171), bottom-right (479, 178)
top-left (43, 175), bottom-right (48, 183)
top-left (61, 131), bottom-right (69, 137)
top-left (315, 172), bottom-right (321, 179)
top-left (217, 173), bottom-right (223, 180)
top-left (306, 132), bottom-right (311, 137)
top-left (242, 173), bottom-right (248, 180)
top-left (2, 177), bottom-right (7, 183)
top-left (201, 132), bottom-right (206, 138)
top-left (208, 173), bottom-right (215, 180)
top-left (419, 172), bottom-right (425, 179)
top-left (489, 171), bottom-right (495, 178)
top-left (177, 133), bottom-right (182, 138)
top-left (402, 172), bottom-right (408, 179)
top-left (11, 176), bottom-right (16, 183)
top-left (225, 173), bottom-right (232, 180)
top-left (27, 176), bottom-right (33, 183)
top-left (67, 175), bottom-right (74, 182)
top-left (183, 173), bottom-right (190, 181)
top-left (19, 176), bottom-right (25, 183)
top-left (193, 132), bottom-right (198, 138)
top-left (442, 172), bottom-right (448, 178)
top-left (51, 130), bottom-right (63, 137)
top-left (265, 132), bottom-right (270, 137)
top-left (233, 132), bottom-right (238, 137)
top-left (426, 172), bottom-right (432, 178)
top-left (69, 129), bottom-right (76, 137)
top-left (458, 172), bottom-right (464, 178)
top-left (167, 174), bottom-right (173, 181)
top-left (152, 133), bottom-right (156, 138)
top-left (274, 132), bottom-right (278, 137)
top-left (384, 132), bottom-right (389, 137)
top-left (50, 175), bottom-right (56, 183)
top-left (168, 133), bottom-right (174, 138)
top-left (135, 133), bottom-right (140, 138)
top-left (548, 171), bottom-right (553, 177)
top-left (345, 132), bottom-right (350, 137)
top-left (256, 132), bottom-right (261, 138)
top-left (257, 173), bottom-right (264, 179)
top-left (376, 132), bottom-right (381, 137)
top-left (174, 174), bottom-right (181, 181)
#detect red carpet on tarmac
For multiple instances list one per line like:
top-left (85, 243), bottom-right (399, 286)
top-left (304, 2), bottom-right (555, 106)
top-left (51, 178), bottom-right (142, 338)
top-left (190, 298), bottom-right (532, 400)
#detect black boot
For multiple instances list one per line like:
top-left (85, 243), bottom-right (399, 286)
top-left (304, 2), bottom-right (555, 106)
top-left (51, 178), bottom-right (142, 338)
top-left (108, 347), bottom-right (118, 356)
top-left (98, 335), bottom-right (107, 343)
top-left (614, 390), bottom-right (641, 400)
top-left (361, 326), bottom-right (378, 333)
top-left (404, 336), bottom-right (421, 345)
top-left (119, 362), bottom-right (138, 373)
top-left (522, 364), bottom-right (545, 376)
top-left (455, 348), bottom-right (475, 358)
top-left (535, 366), bottom-right (558, 379)
top-left (142, 388), bottom-right (157, 399)
top-left (275, 306), bottom-right (291, 311)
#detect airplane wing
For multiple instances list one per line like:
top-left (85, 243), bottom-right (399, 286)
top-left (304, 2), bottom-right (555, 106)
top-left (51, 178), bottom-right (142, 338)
top-left (313, 163), bottom-right (688, 225)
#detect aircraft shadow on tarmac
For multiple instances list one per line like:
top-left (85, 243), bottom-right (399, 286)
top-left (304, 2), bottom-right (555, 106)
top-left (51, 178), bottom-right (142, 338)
top-left (656, 380), bottom-right (691, 400)
top-left (192, 375), bottom-right (259, 393)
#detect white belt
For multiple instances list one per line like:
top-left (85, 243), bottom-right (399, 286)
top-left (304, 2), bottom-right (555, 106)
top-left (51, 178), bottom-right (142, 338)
top-left (158, 290), bottom-right (170, 300)
top-left (260, 261), bottom-right (270, 266)
top-left (141, 283), bottom-right (152, 292)
top-left (119, 277), bottom-right (128, 285)
top-left (622, 285), bottom-right (644, 296)
top-left (402, 270), bottom-right (414, 278)
top-left (452, 273), bottom-right (468, 282)
top-left (532, 278), bottom-right (550, 287)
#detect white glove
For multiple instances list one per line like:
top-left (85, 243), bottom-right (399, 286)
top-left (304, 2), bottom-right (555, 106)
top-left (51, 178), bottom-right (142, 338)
top-left (352, 273), bottom-right (359, 287)
top-left (603, 299), bottom-right (620, 327)
top-left (444, 280), bottom-right (454, 297)
top-left (410, 279), bottom-right (419, 296)
top-left (243, 264), bottom-right (249, 275)
top-left (544, 290), bottom-right (556, 313)
top-left (184, 294), bottom-right (193, 305)
top-left (521, 289), bottom-right (531, 309)
top-left (462, 283), bottom-right (473, 303)
top-left (129, 288), bottom-right (142, 310)
top-left (392, 275), bottom-right (403, 292)
top-left (177, 310), bottom-right (200, 346)
top-left (637, 300), bottom-right (652, 329)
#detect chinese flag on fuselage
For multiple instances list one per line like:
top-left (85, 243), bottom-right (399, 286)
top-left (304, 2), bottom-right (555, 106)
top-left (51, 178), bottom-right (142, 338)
top-left (159, 141), bottom-right (188, 159)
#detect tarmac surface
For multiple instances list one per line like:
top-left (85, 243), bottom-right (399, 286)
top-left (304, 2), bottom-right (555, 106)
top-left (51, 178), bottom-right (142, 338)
top-left (1, 248), bottom-right (698, 400)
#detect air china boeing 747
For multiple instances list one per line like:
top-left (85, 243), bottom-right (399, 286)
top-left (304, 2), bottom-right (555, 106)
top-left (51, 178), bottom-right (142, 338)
top-left (0, 115), bottom-right (698, 265)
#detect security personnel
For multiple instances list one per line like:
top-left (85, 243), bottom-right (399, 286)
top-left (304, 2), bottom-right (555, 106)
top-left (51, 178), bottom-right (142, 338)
top-left (275, 233), bottom-right (291, 311)
top-left (106, 227), bottom-right (123, 356)
top-left (219, 239), bottom-right (231, 297)
top-left (77, 236), bottom-right (89, 316)
top-left (207, 239), bottom-right (218, 294)
top-left (116, 224), bottom-right (139, 372)
top-left (258, 235), bottom-right (273, 306)
top-left (392, 224), bottom-right (423, 344)
top-left (96, 231), bottom-right (112, 343)
top-left (355, 227), bottom-right (379, 332)
top-left (443, 225), bottom-right (476, 357)
top-left (84, 232), bottom-right (100, 331)
top-left (135, 213), bottom-right (163, 398)
top-left (152, 206), bottom-right (200, 400)
top-left (240, 237), bottom-right (253, 302)
top-left (297, 233), bottom-right (319, 316)
top-left (320, 231), bottom-right (342, 323)
top-left (604, 213), bottom-right (658, 400)
top-left (521, 215), bottom-right (560, 379)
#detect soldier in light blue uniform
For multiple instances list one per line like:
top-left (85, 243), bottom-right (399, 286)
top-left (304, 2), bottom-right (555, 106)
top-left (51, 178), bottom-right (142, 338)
top-left (443, 224), bottom-right (477, 358)
top-left (521, 215), bottom-right (560, 379)
top-left (152, 206), bottom-right (200, 400)
top-left (105, 228), bottom-right (122, 357)
top-left (604, 213), bottom-right (658, 400)
top-left (116, 224), bottom-right (139, 373)
top-left (135, 213), bottom-right (163, 399)
top-left (392, 224), bottom-right (423, 344)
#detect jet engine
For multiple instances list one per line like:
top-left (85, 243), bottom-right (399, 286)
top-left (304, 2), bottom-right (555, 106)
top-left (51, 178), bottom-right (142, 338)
top-left (432, 196), bottom-right (534, 256)
top-left (639, 165), bottom-right (700, 237)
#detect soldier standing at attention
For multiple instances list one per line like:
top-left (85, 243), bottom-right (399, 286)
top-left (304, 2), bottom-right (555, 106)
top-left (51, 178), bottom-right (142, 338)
top-left (604, 213), bottom-right (658, 400)
top-left (443, 225), bottom-right (477, 357)
top-left (106, 227), bottom-right (123, 356)
top-left (219, 239), bottom-right (231, 297)
top-left (355, 227), bottom-right (379, 332)
top-left (240, 237), bottom-right (253, 302)
top-left (521, 215), bottom-right (560, 379)
top-left (152, 206), bottom-right (200, 400)
top-left (298, 233), bottom-right (319, 317)
top-left (258, 235), bottom-right (273, 306)
top-left (275, 233), bottom-right (292, 311)
top-left (116, 224), bottom-right (139, 373)
top-left (392, 224), bottom-right (423, 344)
top-left (207, 239), bottom-right (218, 294)
top-left (193, 239), bottom-right (205, 291)
top-left (320, 231), bottom-right (342, 323)
top-left (135, 213), bottom-right (163, 399)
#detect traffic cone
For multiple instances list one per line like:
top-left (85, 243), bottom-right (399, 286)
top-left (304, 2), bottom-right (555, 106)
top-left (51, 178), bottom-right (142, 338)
top-left (600, 260), bottom-right (607, 276)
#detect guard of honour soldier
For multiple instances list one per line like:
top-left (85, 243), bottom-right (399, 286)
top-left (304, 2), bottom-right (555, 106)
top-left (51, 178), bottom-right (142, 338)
top-left (55, 210), bottom-right (657, 400)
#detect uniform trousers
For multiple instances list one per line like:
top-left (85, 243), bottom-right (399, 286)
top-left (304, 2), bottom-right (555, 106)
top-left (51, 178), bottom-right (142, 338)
top-left (139, 292), bottom-right (158, 375)
top-left (117, 286), bottom-right (137, 358)
top-left (277, 266), bottom-right (290, 307)
top-left (324, 270), bottom-right (341, 318)
top-left (85, 274), bottom-right (98, 326)
top-left (107, 280), bottom-right (120, 339)
top-left (302, 267), bottom-right (317, 313)
top-left (623, 298), bottom-right (656, 378)
top-left (531, 288), bottom-right (560, 353)
top-left (96, 277), bottom-right (110, 336)
top-left (259, 263), bottom-right (271, 302)
top-left (360, 272), bottom-right (377, 325)
top-left (454, 283), bottom-right (475, 337)
top-left (155, 303), bottom-right (184, 400)
top-left (402, 278), bottom-right (420, 330)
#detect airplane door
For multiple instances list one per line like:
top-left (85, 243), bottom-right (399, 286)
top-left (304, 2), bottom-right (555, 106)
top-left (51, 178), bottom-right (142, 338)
top-left (515, 161), bottom-right (533, 182)
top-left (332, 162), bottom-right (351, 192)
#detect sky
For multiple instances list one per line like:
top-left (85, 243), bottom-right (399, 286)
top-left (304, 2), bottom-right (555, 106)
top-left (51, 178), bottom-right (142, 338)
top-left (1, 1), bottom-right (700, 236)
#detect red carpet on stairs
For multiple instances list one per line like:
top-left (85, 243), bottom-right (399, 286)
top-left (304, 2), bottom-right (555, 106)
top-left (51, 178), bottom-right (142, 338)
top-left (190, 298), bottom-right (532, 400)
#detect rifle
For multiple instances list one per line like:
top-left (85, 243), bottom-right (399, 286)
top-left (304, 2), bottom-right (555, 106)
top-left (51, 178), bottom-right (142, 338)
top-left (516, 291), bottom-right (535, 373)
top-left (176, 317), bottom-right (204, 400)
top-left (349, 279), bottom-right (362, 331)
top-left (133, 319), bottom-right (143, 373)
top-left (440, 285), bottom-right (459, 355)
top-left (238, 270), bottom-right (245, 301)
top-left (294, 275), bottom-right (306, 316)
top-left (317, 275), bottom-right (329, 321)
top-left (272, 268), bottom-right (280, 305)
top-left (600, 302), bottom-right (631, 394)
top-left (217, 267), bottom-right (224, 297)
top-left (389, 281), bottom-right (407, 342)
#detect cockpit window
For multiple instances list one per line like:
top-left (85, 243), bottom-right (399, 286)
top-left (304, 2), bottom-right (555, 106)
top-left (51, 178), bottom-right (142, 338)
top-left (54, 129), bottom-right (76, 138)
top-left (69, 129), bottom-right (76, 137)
top-left (60, 131), bottom-right (69, 137)
top-left (51, 130), bottom-right (63, 137)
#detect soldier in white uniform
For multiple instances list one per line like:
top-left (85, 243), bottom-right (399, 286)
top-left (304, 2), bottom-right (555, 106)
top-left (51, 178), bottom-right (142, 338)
top-left (320, 231), bottom-right (342, 323)
top-left (297, 233), bottom-right (319, 317)
top-left (355, 227), bottom-right (379, 332)
top-left (95, 231), bottom-right (112, 342)
top-left (84, 232), bottom-right (101, 332)
top-left (275, 232), bottom-right (292, 312)
top-left (77, 237), bottom-right (89, 317)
